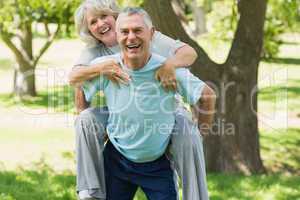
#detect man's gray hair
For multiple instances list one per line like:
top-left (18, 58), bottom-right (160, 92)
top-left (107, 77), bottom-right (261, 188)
top-left (116, 7), bottom-right (153, 30)
top-left (74, 0), bottom-right (119, 47)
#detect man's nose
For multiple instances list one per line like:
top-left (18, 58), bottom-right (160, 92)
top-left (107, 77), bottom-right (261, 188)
top-left (127, 31), bottom-right (136, 40)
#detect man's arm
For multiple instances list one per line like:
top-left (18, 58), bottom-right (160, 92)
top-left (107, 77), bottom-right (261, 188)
top-left (75, 87), bottom-right (90, 113)
top-left (192, 85), bottom-right (216, 135)
top-left (155, 45), bottom-right (197, 91)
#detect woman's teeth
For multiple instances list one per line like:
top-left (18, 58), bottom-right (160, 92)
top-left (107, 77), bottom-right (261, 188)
top-left (100, 27), bottom-right (110, 34)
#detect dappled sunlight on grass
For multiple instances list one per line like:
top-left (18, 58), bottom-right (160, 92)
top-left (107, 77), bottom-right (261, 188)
top-left (208, 173), bottom-right (300, 200)
top-left (0, 159), bottom-right (76, 200)
top-left (1, 158), bottom-right (299, 200)
top-left (260, 128), bottom-right (300, 175)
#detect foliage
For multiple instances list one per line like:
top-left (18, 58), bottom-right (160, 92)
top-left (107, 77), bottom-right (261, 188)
top-left (197, 0), bottom-right (299, 58)
top-left (117, 0), bottom-right (143, 7)
top-left (0, 0), bottom-right (81, 38)
top-left (261, 0), bottom-right (299, 58)
top-left (206, 1), bottom-right (237, 41)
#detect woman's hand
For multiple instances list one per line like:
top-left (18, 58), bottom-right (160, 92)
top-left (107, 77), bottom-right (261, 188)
top-left (99, 59), bottom-right (131, 85)
top-left (155, 60), bottom-right (177, 92)
top-left (69, 60), bottom-right (130, 87)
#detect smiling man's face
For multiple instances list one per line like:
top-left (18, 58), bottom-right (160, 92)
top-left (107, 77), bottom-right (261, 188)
top-left (116, 14), bottom-right (154, 68)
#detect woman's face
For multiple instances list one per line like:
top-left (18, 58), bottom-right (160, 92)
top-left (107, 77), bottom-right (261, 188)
top-left (86, 10), bottom-right (117, 47)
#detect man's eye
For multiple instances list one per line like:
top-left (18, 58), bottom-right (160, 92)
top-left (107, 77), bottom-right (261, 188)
top-left (121, 30), bottom-right (129, 35)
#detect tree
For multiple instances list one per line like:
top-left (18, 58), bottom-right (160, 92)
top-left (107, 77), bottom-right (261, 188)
top-left (144, 0), bottom-right (266, 173)
top-left (0, 0), bottom-right (79, 97)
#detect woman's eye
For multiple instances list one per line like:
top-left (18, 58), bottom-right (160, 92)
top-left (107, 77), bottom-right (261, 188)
top-left (90, 20), bottom-right (97, 25)
top-left (100, 14), bottom-right (107, 19)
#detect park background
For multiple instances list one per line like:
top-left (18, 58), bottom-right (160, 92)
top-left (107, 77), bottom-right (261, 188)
top-left (0, 0), bottom-right (299, 199)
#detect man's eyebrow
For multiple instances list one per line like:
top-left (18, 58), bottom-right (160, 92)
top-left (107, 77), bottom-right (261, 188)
top-left (119, 28), bottom-right (129, 32)
top-left (120, 27), bottom-right (144, 30)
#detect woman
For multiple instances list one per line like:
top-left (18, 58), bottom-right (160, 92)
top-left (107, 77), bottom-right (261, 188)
top-left (69, 0), bottom-right (209, 200)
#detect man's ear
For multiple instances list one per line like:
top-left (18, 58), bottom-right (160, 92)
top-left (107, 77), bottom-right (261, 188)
top-left (150, 27), bottom-right (155, 40)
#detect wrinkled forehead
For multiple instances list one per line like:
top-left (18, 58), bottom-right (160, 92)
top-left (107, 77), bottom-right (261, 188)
top-left (117, 14), bottom-right (147, 30)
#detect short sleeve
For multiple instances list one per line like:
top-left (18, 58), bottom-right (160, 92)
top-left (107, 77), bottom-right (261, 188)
top-left (82, 76), bottom-right (108, 102)
top-left (151, 31), bottom-right (186, 58)
top-left (74, 45), bottom-right (103, 66)
top-left (81, 55), bottom-right (116, 102)
top-left (176, 68), bottom-right (206, 105)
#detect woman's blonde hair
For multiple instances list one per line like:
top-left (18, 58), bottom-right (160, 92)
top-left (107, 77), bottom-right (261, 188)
top-left (74, 0), bottom-right (120, 46)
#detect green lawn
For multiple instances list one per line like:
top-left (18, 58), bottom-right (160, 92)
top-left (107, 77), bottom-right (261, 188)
top-left (1, 126), bottom-right (299, 200)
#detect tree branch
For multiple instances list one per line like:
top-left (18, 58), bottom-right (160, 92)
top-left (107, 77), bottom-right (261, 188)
top-left (44, 22), bottom-right (51, 37)
top-left (0, 32), bottom-right (31, 70)
top-left (33, 23), bottom-right (61, 67)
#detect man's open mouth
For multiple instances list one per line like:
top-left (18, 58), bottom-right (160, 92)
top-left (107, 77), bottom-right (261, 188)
top-left (126, 44), bottom-right (141, 50)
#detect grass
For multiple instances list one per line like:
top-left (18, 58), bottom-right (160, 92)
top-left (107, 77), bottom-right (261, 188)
top-left (258, 79), bottom-right (300, 113)
top-left (0, 160), bottom-right (145, 200)
top-left (1, 171), bottom-right (299, 200)
top-left (0, 127), bottom-right (299, 200)
top-left (207, 173), bottom-right (300, 200)
top-left (0, 161), bottom-right (76, 200)
top-left (260, 128), bottom-right (300, 175)
top-left (0, 86), bottom-right (76, 113)
top-left (0, 86), bottom-right (106, 114)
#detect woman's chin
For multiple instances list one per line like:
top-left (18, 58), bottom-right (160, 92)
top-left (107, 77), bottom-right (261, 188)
top-left (104, 39), bottom-right (118, 47)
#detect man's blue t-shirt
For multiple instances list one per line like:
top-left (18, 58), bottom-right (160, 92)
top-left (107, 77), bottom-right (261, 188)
top-left (82, 53), bottom-right (205, 162)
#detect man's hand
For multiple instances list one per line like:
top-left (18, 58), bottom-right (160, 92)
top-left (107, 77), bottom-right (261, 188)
top-left (155, 60), bottom-right (177, 92)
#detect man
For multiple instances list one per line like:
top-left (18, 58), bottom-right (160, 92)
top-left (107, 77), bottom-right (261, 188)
top-left (82, 7), bottom-right (216, 200)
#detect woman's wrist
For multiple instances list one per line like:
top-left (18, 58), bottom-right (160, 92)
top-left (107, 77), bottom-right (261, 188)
top-left (164, 58), bottom-right (178, 69)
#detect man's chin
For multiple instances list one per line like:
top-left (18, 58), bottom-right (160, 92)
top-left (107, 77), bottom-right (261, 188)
top-left (124, 52), bottom-right (140, 58)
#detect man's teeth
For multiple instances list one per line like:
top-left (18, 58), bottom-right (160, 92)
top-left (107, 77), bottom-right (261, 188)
top-left (127, 44), bottom-right (140, 49)
top-left (100, 27), bottom-right (110, 34)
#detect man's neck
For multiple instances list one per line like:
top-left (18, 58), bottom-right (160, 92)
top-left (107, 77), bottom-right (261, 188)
top-left (123, 53), bottom-right (151, 70)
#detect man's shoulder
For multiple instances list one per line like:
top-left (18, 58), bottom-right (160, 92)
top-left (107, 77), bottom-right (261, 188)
top-left (90, 53), bottom-right (121, 65)
top-left (175, 68), bottom-right (195, 81)
top-left (149, 53), bottom-right (166, 66)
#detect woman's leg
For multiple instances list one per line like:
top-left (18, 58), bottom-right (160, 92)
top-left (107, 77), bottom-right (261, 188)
top-left (75, 107), bottom-right (109, 199)
top-left (168, 107), bottom-right (209, 200)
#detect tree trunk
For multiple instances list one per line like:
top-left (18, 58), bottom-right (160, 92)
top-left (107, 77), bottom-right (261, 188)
top-left (144, 0), bottom-right (266, 174)
top-left (14, 63), bottom-right (36, 97)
